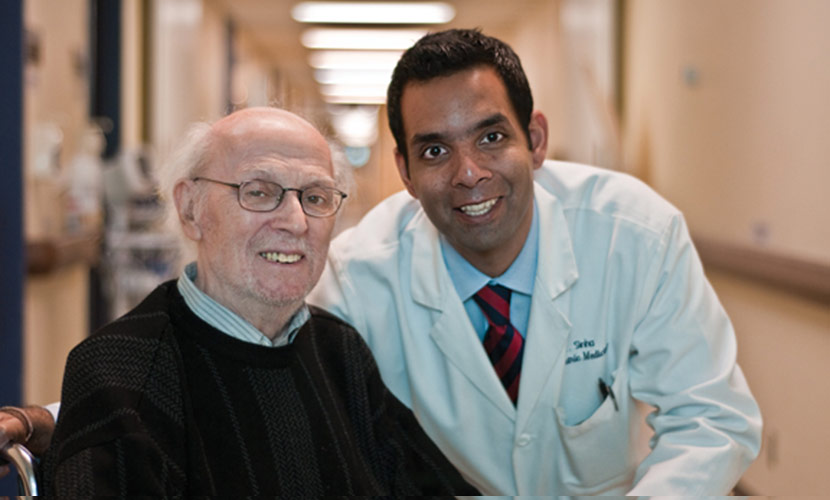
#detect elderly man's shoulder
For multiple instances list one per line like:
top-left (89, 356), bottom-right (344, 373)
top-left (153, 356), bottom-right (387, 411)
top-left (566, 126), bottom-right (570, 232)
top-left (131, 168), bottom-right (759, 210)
top-left (305, 305), bottom-right (378, 363)
top-left (91, 280), bottom-right (178, 340)
top-left (307, 305), bottom-right (366, 342)
top-left (65, 281), bottom-right (179, 375)
top-left (57, 281), bottom-right (182, 421)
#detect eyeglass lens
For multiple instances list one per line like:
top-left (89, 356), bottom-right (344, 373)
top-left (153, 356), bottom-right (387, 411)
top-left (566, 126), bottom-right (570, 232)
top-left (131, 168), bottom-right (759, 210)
top-left (238, 179), bottom-right (342, 216)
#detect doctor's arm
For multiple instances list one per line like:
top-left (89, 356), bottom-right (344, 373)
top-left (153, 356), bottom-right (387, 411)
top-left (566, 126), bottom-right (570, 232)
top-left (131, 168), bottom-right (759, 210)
top-left (626, 215), bottom-right (762, 496)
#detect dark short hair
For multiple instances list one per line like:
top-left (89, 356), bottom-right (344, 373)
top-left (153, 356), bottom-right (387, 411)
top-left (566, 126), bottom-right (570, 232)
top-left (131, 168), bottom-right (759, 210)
top-left (387, 28), bottom-right (534, 164)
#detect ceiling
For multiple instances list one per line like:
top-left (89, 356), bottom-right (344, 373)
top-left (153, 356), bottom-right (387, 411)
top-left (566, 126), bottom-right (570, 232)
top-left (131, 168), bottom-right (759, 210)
top-left (209, 0), bottom-right (552, 102)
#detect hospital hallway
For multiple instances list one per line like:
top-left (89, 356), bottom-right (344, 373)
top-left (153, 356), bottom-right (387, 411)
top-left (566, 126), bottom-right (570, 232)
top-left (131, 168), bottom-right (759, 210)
top-left (1, 0), bottom-right (829, 495)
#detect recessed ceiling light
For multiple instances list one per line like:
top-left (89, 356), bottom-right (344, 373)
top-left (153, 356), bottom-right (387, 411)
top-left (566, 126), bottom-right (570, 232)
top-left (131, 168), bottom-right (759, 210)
top-left (324, 95), bottom-right (387, 105)
top-left (314, 68), bottom-right (393, 86)
top-left (301, 28), bottom-right (427, 50)
top-left (291, 1), bottom-right (455, 25)
top-left (320, 83), bottom-right (389, 99)
top-left (320, 84), bottom-right (389, 105)
top-left (308, 50), bottom-right (403, 70)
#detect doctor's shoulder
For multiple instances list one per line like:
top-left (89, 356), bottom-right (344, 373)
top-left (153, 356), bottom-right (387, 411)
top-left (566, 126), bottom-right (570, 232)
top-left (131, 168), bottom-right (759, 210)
top-left (330, 190), bottom-right (425, 262)
top-left (536, 160), bottom-right (682, 232)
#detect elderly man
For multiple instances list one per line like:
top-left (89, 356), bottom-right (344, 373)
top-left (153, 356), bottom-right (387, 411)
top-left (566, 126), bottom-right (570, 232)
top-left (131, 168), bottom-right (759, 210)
top-left (24, 107), bottom-right (475, 496)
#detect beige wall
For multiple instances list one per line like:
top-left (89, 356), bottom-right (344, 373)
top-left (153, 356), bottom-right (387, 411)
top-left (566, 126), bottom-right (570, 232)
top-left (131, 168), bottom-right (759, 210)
top-left (121, 0), bottom-right (144, 151)
top-left (514, 0), bottom-right (621, 167)
top-left (624, 0), bottom-right (830, 263)
top-left (509, 1), bottom-right (567, 159)
top-left (624, 0), bottom-right (830, 493)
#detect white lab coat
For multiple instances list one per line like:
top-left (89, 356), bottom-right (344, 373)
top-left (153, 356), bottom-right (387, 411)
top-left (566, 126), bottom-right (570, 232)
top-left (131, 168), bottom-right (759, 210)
top-left (309, 160), bottom-right (762, 495)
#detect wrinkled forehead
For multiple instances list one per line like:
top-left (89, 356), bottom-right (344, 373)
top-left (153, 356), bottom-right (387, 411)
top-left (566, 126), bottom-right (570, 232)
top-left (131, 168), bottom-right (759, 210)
top-left (207, 112), bottom-right (333, 180)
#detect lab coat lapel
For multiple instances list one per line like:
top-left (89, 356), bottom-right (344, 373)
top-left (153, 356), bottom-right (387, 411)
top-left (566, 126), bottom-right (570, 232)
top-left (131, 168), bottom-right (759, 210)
top-left (515, 184), bottom-right (579, 433)
top-left (408, 210), bottom-right (517, 421)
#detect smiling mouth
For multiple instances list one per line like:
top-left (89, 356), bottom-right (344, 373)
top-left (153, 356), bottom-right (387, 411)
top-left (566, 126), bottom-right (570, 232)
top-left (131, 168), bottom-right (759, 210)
top-left (459, 198), bottom-right (498, 216)
top-left (259, 252), bottom-right (302, 264)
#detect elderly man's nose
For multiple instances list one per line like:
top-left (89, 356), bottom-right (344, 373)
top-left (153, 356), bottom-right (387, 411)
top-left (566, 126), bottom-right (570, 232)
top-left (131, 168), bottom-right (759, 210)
top-left (271, 191), bottom-right (308, 233)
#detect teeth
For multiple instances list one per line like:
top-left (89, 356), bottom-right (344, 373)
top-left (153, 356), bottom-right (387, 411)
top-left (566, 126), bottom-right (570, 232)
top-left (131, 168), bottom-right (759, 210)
top-left (260, 252), bottom-right (302, 263)
top-left (460, 198), bottom-right (497, 216)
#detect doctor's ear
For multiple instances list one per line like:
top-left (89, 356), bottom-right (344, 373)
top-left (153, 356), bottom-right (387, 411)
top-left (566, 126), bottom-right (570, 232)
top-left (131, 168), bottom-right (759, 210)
top-left (394, 148), bottom-right (418, 199)
top-left (528, 110), bottom-right (549, 170)
top-left (174, 179), bottom-right (202, 241)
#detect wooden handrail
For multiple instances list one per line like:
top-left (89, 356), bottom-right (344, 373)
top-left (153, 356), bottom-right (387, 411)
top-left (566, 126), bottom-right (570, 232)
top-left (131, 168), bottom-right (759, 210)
top-left (694, 235), bottom-right (830, 304)
top-left (26, 232), bottom-right (101, 275)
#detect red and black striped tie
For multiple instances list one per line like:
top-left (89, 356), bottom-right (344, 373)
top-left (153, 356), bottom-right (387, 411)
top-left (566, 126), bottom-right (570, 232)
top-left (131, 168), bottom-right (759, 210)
top-left (473, 284), bottom-right (524, 404)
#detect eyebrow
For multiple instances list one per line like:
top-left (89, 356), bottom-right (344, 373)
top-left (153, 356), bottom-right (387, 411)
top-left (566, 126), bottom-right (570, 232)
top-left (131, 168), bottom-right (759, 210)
top-left (475, 113), bottom-right (509, 132)
top-left (410, 113), bottom-right (510, 147)
top-left (239, 168), bottom-right (275, 179)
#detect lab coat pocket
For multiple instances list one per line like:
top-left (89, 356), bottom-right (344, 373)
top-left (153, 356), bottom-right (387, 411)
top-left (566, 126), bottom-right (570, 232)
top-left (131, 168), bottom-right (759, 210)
top-left (553, 370), bottom-right (633, 492)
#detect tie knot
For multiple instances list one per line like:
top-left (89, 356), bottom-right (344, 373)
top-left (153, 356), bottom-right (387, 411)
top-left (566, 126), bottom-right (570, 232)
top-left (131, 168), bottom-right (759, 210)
top-left (473, 284), bottom-right (512, 326)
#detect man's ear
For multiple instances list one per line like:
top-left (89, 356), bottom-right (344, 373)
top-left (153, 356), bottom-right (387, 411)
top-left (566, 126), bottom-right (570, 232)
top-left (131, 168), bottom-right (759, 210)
top-left (173, 179), bottom-right (202, 241)
top-left (528, 110), bottom-right (549, 170)
top-left (394, 148), bottom-right (418, 198)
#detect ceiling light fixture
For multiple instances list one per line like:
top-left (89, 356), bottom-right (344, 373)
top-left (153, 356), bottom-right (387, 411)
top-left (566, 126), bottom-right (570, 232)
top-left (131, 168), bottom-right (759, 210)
top-left (314, 68), bottom-right (393, 86)
top-left (301, 28), bottom-right (427, 50)
top-left (324, 95), bottom-right (387, 105)
top-left (291, 1), bottom-right (455, 25)
top-left (308, 50), bottom-right (403, 70)
top-left (320, 83), bottom-right (389, 99)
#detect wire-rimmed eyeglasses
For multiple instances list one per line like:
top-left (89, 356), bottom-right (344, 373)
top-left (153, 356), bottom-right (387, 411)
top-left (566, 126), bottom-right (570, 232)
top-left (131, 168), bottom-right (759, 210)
top-left (192, 177), bottom-right (347, 218)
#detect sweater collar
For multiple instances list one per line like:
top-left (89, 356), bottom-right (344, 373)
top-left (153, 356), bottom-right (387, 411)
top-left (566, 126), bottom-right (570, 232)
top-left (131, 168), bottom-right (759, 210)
top-left (177, 262), bottom-right (309, 347)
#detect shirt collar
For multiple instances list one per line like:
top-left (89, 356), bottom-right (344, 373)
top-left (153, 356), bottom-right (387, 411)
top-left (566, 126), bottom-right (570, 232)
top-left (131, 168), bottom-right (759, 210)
top-left (177, 262), bottom-right (309, 347)
top-left (441, 199), bottom-right (539, 301)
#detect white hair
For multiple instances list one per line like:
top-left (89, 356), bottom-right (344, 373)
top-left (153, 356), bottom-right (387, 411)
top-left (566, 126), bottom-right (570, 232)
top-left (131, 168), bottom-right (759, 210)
top-left (154, 122), bottom-right (212, 262)
top-left (327, 139), bottom-right (355, 200)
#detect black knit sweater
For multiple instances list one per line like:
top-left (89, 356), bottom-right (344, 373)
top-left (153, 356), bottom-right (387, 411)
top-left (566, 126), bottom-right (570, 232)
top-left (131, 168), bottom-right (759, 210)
top-left (42, 281), bottom-right (476, 496)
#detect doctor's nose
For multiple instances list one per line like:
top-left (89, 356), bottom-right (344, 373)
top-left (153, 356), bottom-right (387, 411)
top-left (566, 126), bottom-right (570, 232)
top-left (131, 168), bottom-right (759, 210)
top-left (451, 151), bottom-right (492, 188)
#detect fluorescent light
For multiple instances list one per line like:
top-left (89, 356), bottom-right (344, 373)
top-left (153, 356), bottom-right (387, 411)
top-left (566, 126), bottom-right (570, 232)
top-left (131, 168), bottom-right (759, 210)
top-left (314, 68), bottom-right (392, 86)
top-left (320, 83), bottom-right (389, 105)
top-left (325, 95), bottom-right (387, 105)
top-left (292, 2), bottom-right (455, 25)
top-left (302, 28), bottom-right (427, 50)
top-left (308, 50), bottom-right (403, 70)
top-left (320, 83), bottom-right (389, 98)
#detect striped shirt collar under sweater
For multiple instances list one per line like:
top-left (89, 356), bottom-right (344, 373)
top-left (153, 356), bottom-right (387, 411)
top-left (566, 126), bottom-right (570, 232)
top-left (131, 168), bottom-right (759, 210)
top-left (177, 261), bottom-right (310, 347)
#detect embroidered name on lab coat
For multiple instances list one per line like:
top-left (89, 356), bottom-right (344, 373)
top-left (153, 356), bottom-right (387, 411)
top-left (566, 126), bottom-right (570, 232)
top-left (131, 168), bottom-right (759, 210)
top-left (565, 339), bottom-right (608, 365)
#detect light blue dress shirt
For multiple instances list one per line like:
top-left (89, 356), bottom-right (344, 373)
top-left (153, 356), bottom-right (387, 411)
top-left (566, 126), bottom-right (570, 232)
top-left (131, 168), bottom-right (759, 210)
top-left (177, 262), bottom-right (309, 347)
top-left (440, 201), bottom-right (538, 340)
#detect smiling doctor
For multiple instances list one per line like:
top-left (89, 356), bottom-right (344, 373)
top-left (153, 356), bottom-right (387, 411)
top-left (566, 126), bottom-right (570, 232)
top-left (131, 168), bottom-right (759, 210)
top-left (308, 28), bottom-right (762, 495)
